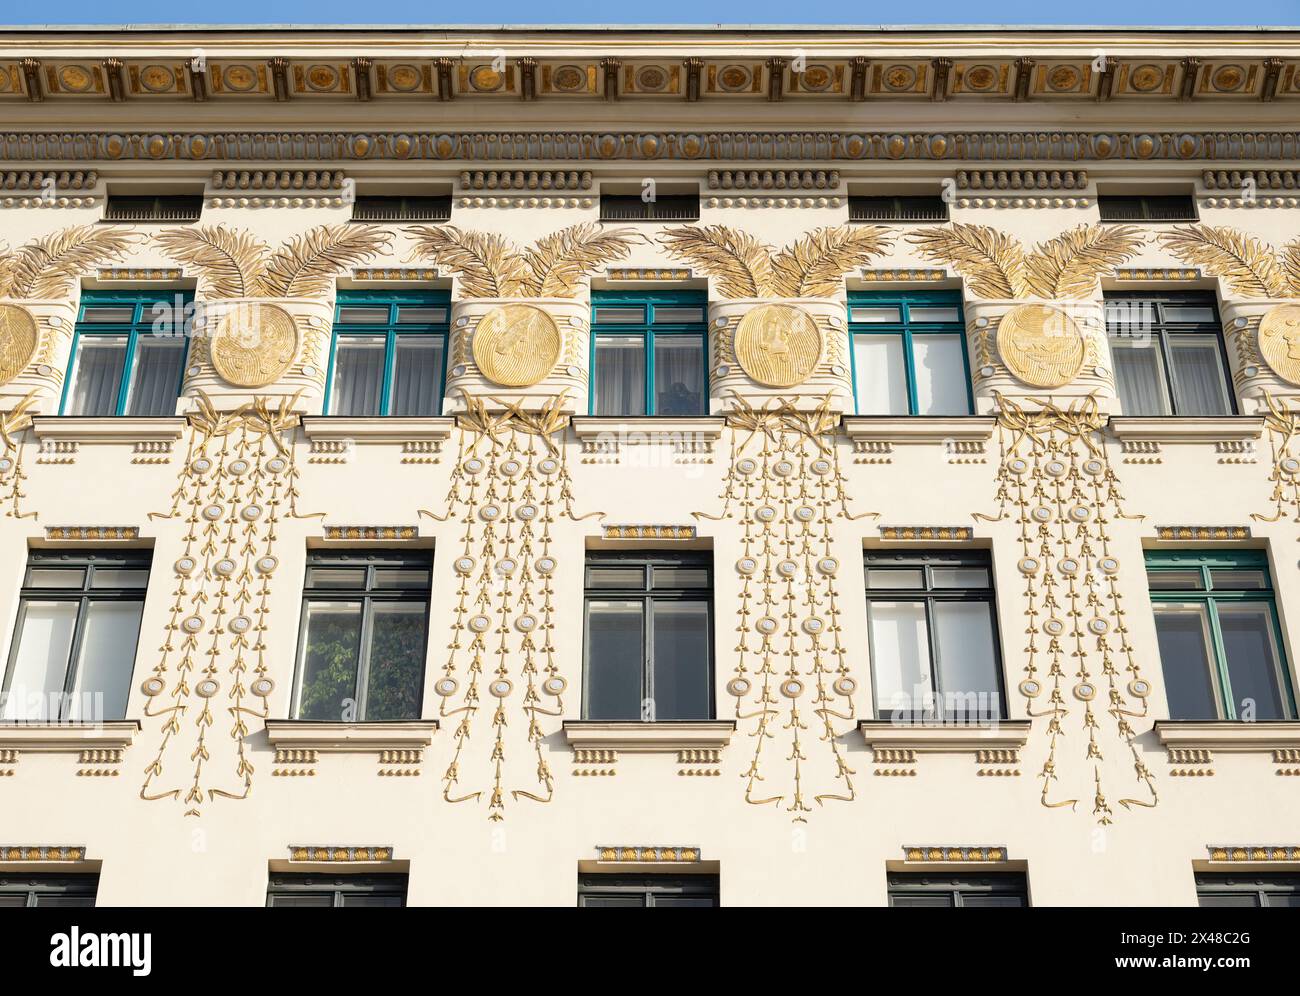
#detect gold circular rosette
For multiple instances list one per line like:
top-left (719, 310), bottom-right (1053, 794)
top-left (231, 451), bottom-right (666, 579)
top-left (734, 303), bottom-right (822, 388)
top-left (208, 302), bottom-right (300, 389)
top-left (0, 304), bottom-right (39, 387)
top-left (471, 304), bottom-right (562, 388)
top-left (996, 303), bottom-right (1086, 389)
top-left (1257, 304), bottom-right (1300, 387)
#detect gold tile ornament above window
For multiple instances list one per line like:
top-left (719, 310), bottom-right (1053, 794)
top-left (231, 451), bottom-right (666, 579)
top-left (322, 525), bottom-right (419, 541)
top-left (0, 846), bottom-right (86, 862)
top-left (596, 845), bottom-right (701, 863)
top-left (1207, 845), bottom-right (1300, 863)
top-left (288, 846), bottom-right (393, 862)
top-left (879, 526), bottom-right (973, 541)
top-left (903, 846), bottom-right (1008, 863)
top-left (1155, 526), bottom-right (1251, 541)
top-left (45, 526), bottom-right (140, 541)
top-left (602, 524), bottom-right (696, 540)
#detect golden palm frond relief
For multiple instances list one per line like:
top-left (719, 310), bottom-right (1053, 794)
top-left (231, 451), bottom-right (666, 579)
top-left (524, 223), bottom-right (643, 297)
top-left (257, 224), bottom-right (391, 298)
top-left (659, 225), bottom-right (774, 298)
top-left (1159, 225), bottom-right (1289, 298)
top-left (907, 223), bottom-right (1030, 299)
top-left (769, 226), bottom-right (894, 298)
top-left (0, 226), bottom-right (140, 300)
top-left (404, 225), bottom-right (529, 298)
top-left (0, 391), bottom-right (40, 449)
top-left (1280, 240), bottom-right (1300, 295)
top-left (152, 226), bottom-right (268, 299)
top-left (1024, 225), bottom-right (1147, 299)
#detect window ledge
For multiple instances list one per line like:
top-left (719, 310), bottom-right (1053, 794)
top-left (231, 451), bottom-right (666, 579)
top-left (570, 416), bottom-right (725, 439)
top-left (0, 720), bottom-right (140, 752)
top-left (857, 720), bottom-right (1031, 776)
top-left (1108, 416), bottom-right (1263, 445)
top-left (299, 416), bottom-right (455, 445)
top-left (263, 719), bottom-right (438, 752)
top-left (30, 416), bottom-right (186, 444)
top-left (1155, 720), bottom-right (1300, 776)
top-left (842, 416), bottom-right (995, 445)
top-left (563, 720), bottom-right (735, 752)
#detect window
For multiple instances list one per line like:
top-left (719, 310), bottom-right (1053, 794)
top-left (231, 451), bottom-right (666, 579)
top-left (0, 874), bottom-right (98, 908)
top-left (849, 195), bottom-right (949, 223)
top-left (590, 292), bottom-right (707, 417)
top-left (292, 550), bottom-right (432, 723)
top-left (599, 192), bottom-right (700, 222)
top-left (61, 292), bottom-right (191, 417)
top-left (1, 551), bottom-right (149, 723)
top-left (579, 874), bottom-right (719, 907)
top-left (850, 292), bottom-right (971, 416)
top-left (865, 551), bottom-right (1004, 722)
top-left (350, 195), bottom-right (452, 223)
top-left (266, 874), bottom-right (407, 907)
top-left (1106, 293), bottom-right (1234, 417)
top-left (326, 293), bottom-right (450, 417)
top-left (888, 873), bottom-right (1028, 907)
top-left (1098, 193), bottom-right (1198, 223)
top-left (583, 552), bottom-right (713, 722)
top-left (1196, 874), bottom-right (1300, 908)
top-left (1147, 552), bottom-right (1295, 721)
top-left (104, 194), bottom-right (203, 223)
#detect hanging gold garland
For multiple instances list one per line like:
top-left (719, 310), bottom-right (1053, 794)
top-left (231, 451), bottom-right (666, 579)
top-left (696, 394), bottom-right (870, 821)
top-left (140, 392), bottom-right (319, 816)
top-left (0, 391), bottom-right (38, 520)
top-left (421, 392), bottom-right (600, 821)
top-left (975, 393), bottom-right (1156, 823)
top-left (1253, 393), bottom-right (1300, 527)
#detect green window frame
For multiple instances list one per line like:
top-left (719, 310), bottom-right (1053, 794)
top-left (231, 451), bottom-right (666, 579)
top-left (60, 290), bottom-right (192, 417)
top-left (578, 873), bottom-right (719, 907)
top-left (848, 290), bottom-right (973, 416)
top-left (324, 291), bottom-right (450, 417)
top-left (589, 291), bottom-right (708, 417)
top-left (1146, 550), bottom-right (1296, 721)
top-left (0, 874), bottom-right (98, 908)
top-left (266, 873), bottom-right (408, 907)
top-left (888, 873), bottom-right (1028, 907)
top-left (1196, 874), bottom-right (1300, 908)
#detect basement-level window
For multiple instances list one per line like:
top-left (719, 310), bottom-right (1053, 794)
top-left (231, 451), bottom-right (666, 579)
top-left (849, 195), bottom-right (949, 223)
top-left (1196, 874), bottom-right (1300, 908)
top-left (0, 874), bottom-right (98, 908)
top-left (889, 873), bottom-right (1028, 907)
top-left (267, 874), bottom-right (408, 907)
top-left (1097, 194), bottom-right (1198, 223)
top-left (104, 194), bottom-right (203, 223)
top-left (599, 192), bottom-right (700, 222)
top-left (579, 874), bottom-right (719, 908)
top-left (350, 195), bottom-right (452, 223)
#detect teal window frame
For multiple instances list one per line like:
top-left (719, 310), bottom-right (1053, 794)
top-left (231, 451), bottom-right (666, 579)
top-left (1146, 550), bottom-right (1297, 720)
top-left (323, 290), bottom-right (451, 417)
top-left (588, 290), bottom-right (709, 417)
top-left (847, 290), bottom-right (973, 416)
top-left (59, 290), bottom-right (192, 417)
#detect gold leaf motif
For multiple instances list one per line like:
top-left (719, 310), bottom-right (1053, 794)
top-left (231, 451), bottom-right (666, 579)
top-left (522, 223), bottom-right (643, 298)
top-left (152, 225), bottom-right (268, 299)
top-left (256, 224), bottom-right (392, 298)
top-left (403, 225), bottom-right (528, 298)
top-left (768, 226), bottom-right (894, 298)
top-left (0, 226), bottom-right (139, 300)
top-left (1023, 224), bottom-right (1146, 299)
top-left (1282, 240), bottom-right (1300, 295)
top-left (658, 225), bottom-right (774, 298)
top-left (1159, 224), bottom-right (1290, 298)
top-left (907, 223), bottom-right (1030, 299)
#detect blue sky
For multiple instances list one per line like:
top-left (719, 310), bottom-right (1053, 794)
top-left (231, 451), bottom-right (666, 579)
top-left (2, 1), bottom-right (1297, 26)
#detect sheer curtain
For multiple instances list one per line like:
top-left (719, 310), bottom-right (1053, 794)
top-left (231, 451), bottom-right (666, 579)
top-left (125, 337), bottom-right (185, 416)
top-left (1111, 338), bottom-right (1169, 416)
top-left (911, 334), bottom-right (969, 415)
top-left (593, 336), bottom-right (645, 416)
top-left (1169, 336), bottom-right (1232, 415)
top-left (330, 338), bottom-right (385, 416)
top-left (390, 337), bottom-right (444, 416)
top-left (853, 334), bottom-right (908, 415)
top-left (67, 336), bottom-right (127, 416)
top-left (653, 337), bottom-right (703, 416)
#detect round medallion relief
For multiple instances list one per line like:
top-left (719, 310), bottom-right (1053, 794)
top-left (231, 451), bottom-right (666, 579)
top-left (734, 304), bottom-right (823, 388)
top-left (471, 304), bottom-right (562, 388)
top-left (0, 304), bottom-right (39, 387)
top-left (208, 303), bottom-right (299, 388)
top-left (1258, 304), bottom-right (1300, 387)
top-left (996, 304), bottom-right (1087, 389)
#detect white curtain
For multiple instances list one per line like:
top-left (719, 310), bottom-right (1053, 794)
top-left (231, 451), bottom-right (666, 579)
top-left (67, 336), bottom-right (127, 416)
top-left (653, 338), bottom-right (703, 416)
top-left (330, 338), bottom-right (385, 416)
top-left (593, 336), bottom-right (645, 416)
top-left (1168, 336), bottom-right (1231, 415)
top-left (1111, 338), bottom-right (1169, 416)
top-left (125, 338), bottom-right (185, 417)
top-left (911, 334), bottom-right (969, 415)
top-left (390, 338), bottom-right (443, 416)
top-left (853, 334), bottom-right (908, 415)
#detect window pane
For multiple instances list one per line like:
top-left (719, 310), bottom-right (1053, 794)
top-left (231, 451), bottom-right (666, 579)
top-left (32, 894), bottom-right (96, 908)
top-left (2, 601), bottom-right (78, 721)
top-left (268, 893), bottom-right (334, 908)
top-left (593, 336), bottom-right (646, 417)
top-left (306, 567), bottom-right (367, 589)
top-left (963, 894), bottom-right (1027, 908)
top-left (1161, 305), bottom-right (1216, 323)
top-left (593, 307), bottom-right (644, 324)
top-left (892, 894), bottom-right (955, 907)
top-left (396, 307), bottom-right (447, 324)
top-left (850, 306), bottom-right (902, 324)
top-left (1210, 569), bottom-right (1268, 591)
top-left (652, 307), bottom-right (704, 324)
top-left (1168, 336), bottom-right (1231, 416)
top-left (26, 568), bottom-right (86, 589)
top-left (1147, 569), bottom-right (1204, 591)
top-left (90, 568), bottom-right (150, 589)
top-left (67, 600), bottom-right (143, 722)
top-left (652, 566), bottom-right (709, 589)
top-left (586, 566), bottom-right (645, 589)
top-left (931, 567), bottom-right (990, 589)
top-left (582, 895), bottom-right (645, 907)
top-left (908, 306), bottom-right (961, 323)
top-left (866, 568), bottom-right (925, 590)
top-left (337, 306), bottom-right (390, 324)
top-left (650, 601), bottom-right (710, 721)
top-left (364, 602), bottom-right (426, 721)
top-left (911, 334), bottom-right (969, 416)
top-left (1217, 603), bottom-right (1287, 720)
top-left (341, 894), bottom-right (404, 907)
top-left (124, 336), bottom-right (185, 417)
top-left (297, 601), bottom-right (363, 721)
top-left (1198, 893), bottom-right (1260, 908)
top-left (330, 337), bottom-right (385, 417)
top-left (1152, 603), bottom-right (1219, 720)
top-left (853, 334), bottom-right (909, 415)
top-left (931, 600), bottom-right (1002, 721)
top-left (868, 600), bottom-right (933, 719)
top-left (1111, 338), bottom-right (1170, 417)
top-left (373, 568), bottom-right (432, 590)
top-left (67, 335), bottom-right (128, 416)
top-left (653, 896), bottom-right (717, 907)
top-left (390, 337), bottom-right (444, 417)
top-left (584, 600), bottom-right (644, 720)
top-left (80, 306), bottom-right (135, 323)
top-left (653, 337), bottom-right (704, 416)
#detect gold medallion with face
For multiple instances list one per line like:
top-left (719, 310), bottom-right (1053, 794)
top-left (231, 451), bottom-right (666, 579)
top-left (0, 304), bottom-right (38, 387)
top-left (471, 305), bottom-right (562, 388)
top-left (996, 304), bottom-right (1086, 389)
top-left (209, 303), bottom-right (299, 388)
top-left (734, 304), bottom-right (823, 388)
top-left (1258, 304), bottom-right (1300, 387)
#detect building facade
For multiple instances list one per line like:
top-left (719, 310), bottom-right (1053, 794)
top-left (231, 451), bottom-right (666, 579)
top-left (1, 24), bottom-right (1299, 907)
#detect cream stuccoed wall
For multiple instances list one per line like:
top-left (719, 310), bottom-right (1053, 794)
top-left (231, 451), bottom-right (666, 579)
top-left (0, 25), bottom-right (1299, 906)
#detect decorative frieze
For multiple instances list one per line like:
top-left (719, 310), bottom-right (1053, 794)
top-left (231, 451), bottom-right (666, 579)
top-left (76, 749), bottom-right (125, 777)
top-left (1155, 525), bottom-right (1251, 540)
top-left (860, 268), bottom-right (947, 283)
top-left (322, 525), bottom-right (419, 541)
top-left (1113, 267), bottom-right (1202, 282)
top-left (207, 194), bottom-right (350, 209)
top-left (0, 169), bottom-right (98, 189)
top-left (708, 169), bottom-right (840, 190)
top-left (1202, 169), bottom-right (1300, 189)
top-left (903, 845), bottom-right (1008, 862)
top-left (955, 196), bottom-right (1091, 209)
top-left (456, 195), bottom-right (595, 209)
top-left (0, 194), bottom-right (98, 208)
top-left (351, 266), bottom-right (440, 282)
top-left (272, 749), bottom-right (318, 777)
top-left (1207, 845), bottom-right (1300, 862)
top-left (955, 169), bottom-right (1087, 189)
top-left (45, 525), bottom-right (140, 541)
top-left (288, 846), bottom-right (394, 862)
top-left (96, 267), bottom-right (183, 282)
top-left (1202, 196), bottom-right (1300, 209)
top-left (211, 169), bottom-right (346, 190)
top-left (265, 721), bottom-right (437, 780)
top-left (1157, 721), bottom-right (1300, 777)
top-left (879, 525), bottom-right (973, 541)
top-left (703, 195), bottom-right (842, 209)
top-left (602, 524), bottom-right (696, 540)
top-left (0, 846), bottom-right (87, 862)
top-left (459, 169), bottom-right (591, 190)
top-left (606, 267), bottom-right (691, 282)
top-left (595, 845), bottom-right (701, 863)
top-left (572, 749), bottom-right (617, 777)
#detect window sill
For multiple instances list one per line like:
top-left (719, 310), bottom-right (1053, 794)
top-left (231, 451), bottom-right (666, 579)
top-left (841, 416), bottom-right (995, 464)
top-left (299, 416), bottom-right (455, 445)
top-left (570, 416), bottom-right (725, 463)
top-left (563, 720), bottom-right (735, 776)
top-left (30, 416), bottom-right (186, 445)
top-left (1109, 415), bottom-right (1263, 454)
top-left (0, 720), bottom-right (140, 775)
top-left (263, 719), bottom-right (439, 777)
top-left (1155, 720), bottom-right (1300, 776)
top-left (857, 719), bottom-right (1031, 776)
